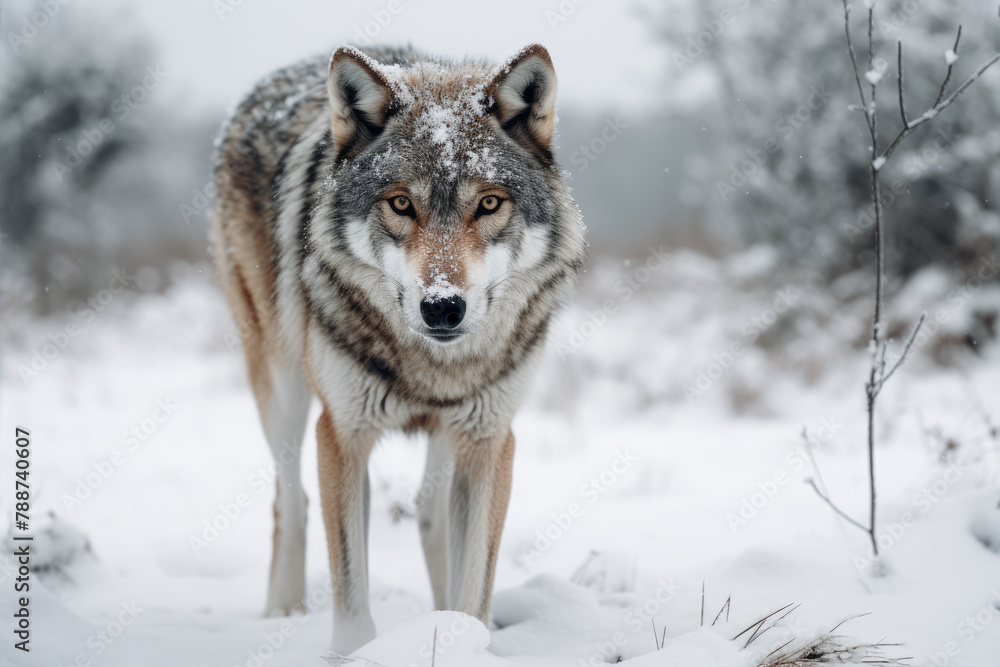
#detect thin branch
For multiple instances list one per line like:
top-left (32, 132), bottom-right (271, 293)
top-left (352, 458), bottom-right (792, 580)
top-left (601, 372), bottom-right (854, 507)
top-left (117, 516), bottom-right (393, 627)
top-left (842, 0), bottom-right (875, 140)
top-left (801, 428), bottom-right (829, 497)
top-left (868, 7), bottom-right (878, 155)
top-left (805, 479), bottom-right (870, 534)
top-left (878, 312), bottom-right (927, 389)
top-left (879, 52), bottom-right (1000, 163)
top-left (865, 377), bottom-right (878, 555)
top-left (896, 42), bottom-right (908, 130)
top-left (934, 26), bottom-right (963, 107)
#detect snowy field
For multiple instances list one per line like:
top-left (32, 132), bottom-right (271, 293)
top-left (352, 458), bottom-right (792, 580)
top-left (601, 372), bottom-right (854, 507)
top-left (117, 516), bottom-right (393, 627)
top-left (1, 249), bottom-right (999, 667)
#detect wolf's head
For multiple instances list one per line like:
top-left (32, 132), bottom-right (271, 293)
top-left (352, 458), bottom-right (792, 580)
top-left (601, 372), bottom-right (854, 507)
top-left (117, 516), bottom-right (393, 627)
top-left (320, 44), bottom-right (585, 349)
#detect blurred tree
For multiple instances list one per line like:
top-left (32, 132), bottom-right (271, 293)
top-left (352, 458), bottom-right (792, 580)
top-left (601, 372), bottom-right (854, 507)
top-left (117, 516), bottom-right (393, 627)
top-left (0, 9), bottom-right (217, 315)
top-left (0, 28), bottom-right (150, 245)
top-left (648, 0), bottom-right (1000, 282)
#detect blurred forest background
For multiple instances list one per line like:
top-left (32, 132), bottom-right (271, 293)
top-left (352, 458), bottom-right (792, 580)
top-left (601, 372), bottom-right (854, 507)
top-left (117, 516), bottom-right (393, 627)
top-left (1, 0), bottom-right (998, 350)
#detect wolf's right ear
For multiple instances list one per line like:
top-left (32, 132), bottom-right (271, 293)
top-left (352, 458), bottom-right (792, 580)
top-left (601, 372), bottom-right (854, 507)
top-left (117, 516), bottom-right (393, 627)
top-left (327, 47), bottom-right (395, 155)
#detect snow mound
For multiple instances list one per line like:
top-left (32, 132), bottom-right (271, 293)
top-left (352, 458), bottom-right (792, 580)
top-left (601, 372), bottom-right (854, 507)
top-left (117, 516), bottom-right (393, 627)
top-left (351, 610), bottom-right (501, 667)
top-left (971, 497), bottom-right (1000, 554)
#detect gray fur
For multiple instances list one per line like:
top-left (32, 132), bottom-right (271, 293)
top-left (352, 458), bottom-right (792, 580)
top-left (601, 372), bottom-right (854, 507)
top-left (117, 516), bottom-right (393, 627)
top-left (211, 43), bottom-right (587, 655)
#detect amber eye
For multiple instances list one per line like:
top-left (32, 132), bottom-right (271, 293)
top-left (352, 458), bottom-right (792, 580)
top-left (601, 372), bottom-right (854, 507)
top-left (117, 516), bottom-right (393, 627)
top-left (388, 195), bottom-right (415, 217)
top-left (475, 195), bottom-right (503, 217)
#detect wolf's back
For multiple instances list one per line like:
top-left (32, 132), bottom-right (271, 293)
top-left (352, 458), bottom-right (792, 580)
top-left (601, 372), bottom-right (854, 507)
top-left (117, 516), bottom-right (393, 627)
top-left (209, 55), bottom-right (337, 371)
top-left (213, 54), bottom-right (330, 200)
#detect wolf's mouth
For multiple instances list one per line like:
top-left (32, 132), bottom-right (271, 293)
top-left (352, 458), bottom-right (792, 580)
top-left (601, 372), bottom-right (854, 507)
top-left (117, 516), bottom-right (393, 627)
top-left (423, 330), bottom-right (465, 345)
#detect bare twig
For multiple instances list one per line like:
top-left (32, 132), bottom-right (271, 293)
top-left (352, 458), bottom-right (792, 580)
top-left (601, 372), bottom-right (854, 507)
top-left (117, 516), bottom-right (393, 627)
top-left (824, 0), bottom-right (999, 560)
top-left (801, 428), bottom-right (829, 496)
top-left (431, 626), bottom-right (438, 667)
top-left (896, 42), bottom-right (908, 130)
top-left (868, 7), bottom-right (878, 154)
top-left (806, 479), bottom-right (870, 534)
top-left (842, 0), bottom-right (875, 140)
top-left (934, 26), bottom-right (963, 107)
top-left (880, 52), bottom-right (1000, 163)
top-left (878, 312), bottom-right (927, 389)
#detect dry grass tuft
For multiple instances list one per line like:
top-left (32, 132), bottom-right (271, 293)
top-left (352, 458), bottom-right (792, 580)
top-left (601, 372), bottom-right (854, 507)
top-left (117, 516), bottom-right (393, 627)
top-left (758, 634), bottom-right (907, 666)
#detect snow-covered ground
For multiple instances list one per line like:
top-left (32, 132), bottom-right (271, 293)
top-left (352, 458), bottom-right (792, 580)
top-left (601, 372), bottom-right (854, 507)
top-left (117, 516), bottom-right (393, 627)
top-left (1, 249), bottom-right (999, 666)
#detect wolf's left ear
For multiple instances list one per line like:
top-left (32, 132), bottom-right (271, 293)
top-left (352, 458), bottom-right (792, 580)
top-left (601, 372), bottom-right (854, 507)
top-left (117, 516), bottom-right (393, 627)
top-left (489, 44), bottom-right (557, 160)
top-left (327, 46), bottom-right (396, 155)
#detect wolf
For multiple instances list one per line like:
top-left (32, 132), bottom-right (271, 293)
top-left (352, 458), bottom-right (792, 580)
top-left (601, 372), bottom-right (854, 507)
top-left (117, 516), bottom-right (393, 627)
top-left (210, 43), bottom-right (586, 654)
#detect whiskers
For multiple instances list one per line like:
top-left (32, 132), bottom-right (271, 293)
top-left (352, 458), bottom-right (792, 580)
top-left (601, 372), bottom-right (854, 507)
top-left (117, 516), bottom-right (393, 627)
top-left (376, 271), bottom-right (406, 304)
top-left (484, 271), bottom-right (535, 310)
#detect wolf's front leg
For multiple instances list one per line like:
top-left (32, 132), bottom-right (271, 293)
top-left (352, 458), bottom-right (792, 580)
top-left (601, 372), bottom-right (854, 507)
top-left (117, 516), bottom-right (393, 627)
top-left (316, 409), bottom-right (377, 655)
top-left (447, 426), bottom-right (515, 621)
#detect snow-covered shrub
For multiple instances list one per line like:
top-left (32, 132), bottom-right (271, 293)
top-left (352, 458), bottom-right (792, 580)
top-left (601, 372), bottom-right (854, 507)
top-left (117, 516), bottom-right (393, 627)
top-left (649, 0), bottom-right (1000, 282)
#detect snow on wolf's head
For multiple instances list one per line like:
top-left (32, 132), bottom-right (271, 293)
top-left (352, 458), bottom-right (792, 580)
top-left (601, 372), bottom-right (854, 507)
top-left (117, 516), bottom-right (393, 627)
top-left (324, 44), bottom-right (583, 348)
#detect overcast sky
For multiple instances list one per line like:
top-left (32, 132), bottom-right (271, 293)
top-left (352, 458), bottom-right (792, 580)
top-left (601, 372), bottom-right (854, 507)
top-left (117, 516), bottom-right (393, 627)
top-left (4, 0), bottom-right (669, 116)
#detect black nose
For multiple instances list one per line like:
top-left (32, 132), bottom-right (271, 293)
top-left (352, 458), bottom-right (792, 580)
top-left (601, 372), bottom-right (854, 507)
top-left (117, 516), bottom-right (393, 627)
top-left (420, 297), bottom-right (466, 329)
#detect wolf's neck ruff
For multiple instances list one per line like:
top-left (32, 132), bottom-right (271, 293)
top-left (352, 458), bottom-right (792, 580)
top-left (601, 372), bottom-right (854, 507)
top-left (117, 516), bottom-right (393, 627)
top-left (211, 44), bottom-right (586, 655)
